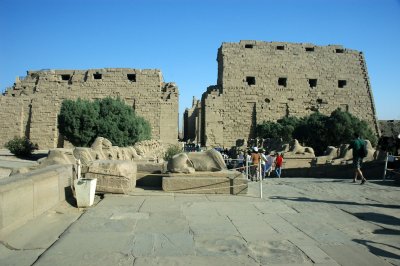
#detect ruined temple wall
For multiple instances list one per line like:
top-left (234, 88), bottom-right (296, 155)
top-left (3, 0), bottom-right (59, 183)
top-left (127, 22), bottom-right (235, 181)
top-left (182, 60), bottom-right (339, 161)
top-left (1, 68), bottom-right (178, 148)
top-left (202, 41), bottom-right (379, 148)
top-left (29, 96), bottom-right (60, 148)
top-left (159, 101), bottom-right (178, 142)
top-left (203, 86), bottom-right (260, 147)
top-left (183, 99), bottom-right (202, 143)
top-left (202, 86), bottom-right (224, 147)
top-left (0, 97), bottom-right (31, 147)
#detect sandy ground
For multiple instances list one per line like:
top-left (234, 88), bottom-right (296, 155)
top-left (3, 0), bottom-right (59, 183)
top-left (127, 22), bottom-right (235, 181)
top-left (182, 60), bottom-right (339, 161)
top-left (0, 176), bottom-right (399, 266)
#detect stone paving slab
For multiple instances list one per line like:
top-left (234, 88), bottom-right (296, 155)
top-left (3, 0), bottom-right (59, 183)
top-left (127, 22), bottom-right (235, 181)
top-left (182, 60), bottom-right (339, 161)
top-left (0, 202), bottom-right (81, 266)
top-left (319, 244), bottom-right (393, 266)
top-left (0, 178), bottom-right (399, 266)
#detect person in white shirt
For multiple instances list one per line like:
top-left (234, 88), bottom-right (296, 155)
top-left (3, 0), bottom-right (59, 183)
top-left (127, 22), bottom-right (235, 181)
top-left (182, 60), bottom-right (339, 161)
top-left (264, 151), bottom-right (274, 177)
top-left (259, 148), bottom-right (267, 179)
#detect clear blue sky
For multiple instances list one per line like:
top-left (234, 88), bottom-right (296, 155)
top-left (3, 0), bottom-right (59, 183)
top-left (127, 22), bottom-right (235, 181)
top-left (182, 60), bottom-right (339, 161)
top-left (1, 0), bottom-right (399, 124)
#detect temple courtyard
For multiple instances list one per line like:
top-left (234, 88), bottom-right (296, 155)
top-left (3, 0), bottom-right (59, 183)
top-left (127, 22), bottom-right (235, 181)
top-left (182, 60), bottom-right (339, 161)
top-left (1, 174), bottom-right (399, 266)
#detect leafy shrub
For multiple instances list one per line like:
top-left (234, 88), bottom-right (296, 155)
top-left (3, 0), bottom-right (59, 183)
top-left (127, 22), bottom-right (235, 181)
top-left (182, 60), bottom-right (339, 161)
top-left (292, 112), bottom-right (329, 155)
top-left (257, 109), bottom-right (378, 155)
top-left (164, 144), bottom-right (183, 161)
top-left (257, 116), bottom-right (302, 142)
top-left (324, 109), bottom-right (377, 148)
top-left (5, 136), bottom-right (38, 157)
top-left (58, 98), bottom-right (99, 147)
top-left (58, 97), bottom-right (151, 147)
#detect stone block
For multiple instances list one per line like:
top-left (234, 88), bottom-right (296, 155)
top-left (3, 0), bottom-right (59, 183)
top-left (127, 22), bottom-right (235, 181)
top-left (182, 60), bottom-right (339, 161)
top-left (0, 164), bottom-right (72, 235)
top-left (162, 170), bottom-right (247, 195)
top-left (0, 178), bottom-right (34, 234)
top-left (32, 170), bottom-right (60, 216)
top-left (85, 160), bottom-right (137, 194)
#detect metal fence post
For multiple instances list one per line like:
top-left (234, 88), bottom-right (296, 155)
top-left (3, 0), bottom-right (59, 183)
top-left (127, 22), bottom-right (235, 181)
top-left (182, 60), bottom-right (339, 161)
top-left (259, 163), bottom-right (263, 198)
top-left (245, 158), bottom-right (249, 180)
top-left (383, 152), bottom-right (389, 180)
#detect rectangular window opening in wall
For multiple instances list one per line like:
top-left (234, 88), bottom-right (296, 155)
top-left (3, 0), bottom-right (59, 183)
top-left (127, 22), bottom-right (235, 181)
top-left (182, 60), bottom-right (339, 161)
top-left (245, 44), bottom-right (254, 49)
top-left (61, 74), bottom-right (70, 81)
top-left (93, 73), bottom-right (102, 80)
top-left (276, 45), bottom-right (285, 50)
top-left (335, 48), bottom-right (344, 53)
top-left (246, 76), bottom-right (256, 85)
top-left (278, 77), bottom-right (287, 87)
top-left (306, 47), bottom-right (314, 52)
top-left (338, 80), bottom-right (347, 88)
top-left (309, 79), bottom-right (317, 88)
top-left (127, 74), bottom-right (136, 82)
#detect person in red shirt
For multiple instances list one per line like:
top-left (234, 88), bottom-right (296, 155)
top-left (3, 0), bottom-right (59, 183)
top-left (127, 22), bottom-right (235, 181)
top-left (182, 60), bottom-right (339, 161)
top-left (275, 153), bottom-right (284, 178)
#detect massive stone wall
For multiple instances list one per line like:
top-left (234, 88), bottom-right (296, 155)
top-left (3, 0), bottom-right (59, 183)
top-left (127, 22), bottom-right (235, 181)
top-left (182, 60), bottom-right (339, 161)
top-left (0, 68), bottom-right (178, 148)
top-left (199, 40), bottom-right (379, 148)
top-left (379, 120), bottom-right (400, 138)
top-left (183, 97), bottom-right (202, 143)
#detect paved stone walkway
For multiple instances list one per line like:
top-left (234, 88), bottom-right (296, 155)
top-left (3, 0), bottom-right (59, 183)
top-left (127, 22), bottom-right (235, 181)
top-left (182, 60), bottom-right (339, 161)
top-left (1, 178), bottom-right (399, 266)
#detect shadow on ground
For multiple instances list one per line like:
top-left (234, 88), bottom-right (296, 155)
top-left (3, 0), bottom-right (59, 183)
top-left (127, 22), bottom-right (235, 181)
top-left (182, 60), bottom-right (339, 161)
top-left (353, 239), bottom-right (400, 261)
top-left (351, 212), bottom-right (400, 227)
top-left (269, 196), bottom-right (400, 209)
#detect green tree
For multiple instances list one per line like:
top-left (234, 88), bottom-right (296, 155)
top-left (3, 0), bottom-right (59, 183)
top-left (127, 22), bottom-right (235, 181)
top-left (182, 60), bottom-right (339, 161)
top-left (256, 109), bottom-right (377, 156)
top-left (256, 116), bottom-right (302, 142)
top-left (325, 109), bottom-right (377, 147)
top-left (276, 116), bottom-right (302, 142)
top-left (293, 112), bottom-right (329, 155)
top-left (256, 121), bottom-right (283, 139)
top-left (58, 97), bottom-right (151, 147)
top-left (58, 99), bottom-right (99, 147)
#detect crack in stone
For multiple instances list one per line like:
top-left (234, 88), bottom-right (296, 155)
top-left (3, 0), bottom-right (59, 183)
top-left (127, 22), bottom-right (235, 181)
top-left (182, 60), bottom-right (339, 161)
top-left (287, 239), bottom-right (317, 264)
top-left (151, 233), bottom-right (156, 255)
top-left (277, 213), bottom-right (316, 243)
top-left (162, 233), bottom-right (181, 255)
top-left (247, 254), bottom-right (260, 264)
top-left (0, 239), bottom-right (44, 251)
top-left (31, 211), bottom-right (85, 265)
top-left (137, 198), bottom-right (146, 212)
top-left (226, 215), bottom-right (248, 244)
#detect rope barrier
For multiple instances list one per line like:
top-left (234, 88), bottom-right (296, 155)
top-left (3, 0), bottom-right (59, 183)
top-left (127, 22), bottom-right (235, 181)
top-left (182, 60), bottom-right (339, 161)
top-left (135, 170), bottom-right (254, 195)
top-left (134, 167), bottom-right (256, 194)
top-left (163, 183), bottom-right (249, 193)
top-left (136, 164), bottom-right (259, 176)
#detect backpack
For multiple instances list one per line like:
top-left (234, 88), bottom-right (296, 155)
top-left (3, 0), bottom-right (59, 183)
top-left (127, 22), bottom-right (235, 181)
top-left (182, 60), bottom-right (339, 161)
top-left (359, 140), bottom-right (368, 158)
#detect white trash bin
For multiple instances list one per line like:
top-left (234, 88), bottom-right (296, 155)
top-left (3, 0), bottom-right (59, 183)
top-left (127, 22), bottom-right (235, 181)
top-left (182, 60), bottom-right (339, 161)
top-left (74, 178), bottom-right (97, 207)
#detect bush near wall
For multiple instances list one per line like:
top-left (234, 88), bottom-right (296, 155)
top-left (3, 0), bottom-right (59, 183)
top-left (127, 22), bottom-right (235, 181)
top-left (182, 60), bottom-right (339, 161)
top-left (257, 109), bottom-right (377, 155)
top-left (58, 97), bottom-right (151, 147)
top-left (5, 136), bottom-right (38, 157)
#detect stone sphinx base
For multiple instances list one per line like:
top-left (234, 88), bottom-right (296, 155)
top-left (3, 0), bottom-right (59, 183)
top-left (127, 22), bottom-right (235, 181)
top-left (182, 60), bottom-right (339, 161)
top-left (84, 160), bottom-right (137, 194)
top-left (162, 170), bottom-right (247, 195)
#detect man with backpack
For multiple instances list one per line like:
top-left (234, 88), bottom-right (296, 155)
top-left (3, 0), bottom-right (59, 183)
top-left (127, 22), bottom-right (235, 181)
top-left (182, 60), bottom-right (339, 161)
top-left (349, 133), bottom-right (367, 184)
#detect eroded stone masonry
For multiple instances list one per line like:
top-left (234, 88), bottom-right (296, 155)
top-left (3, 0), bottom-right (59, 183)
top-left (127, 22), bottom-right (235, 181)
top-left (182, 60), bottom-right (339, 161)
top-left (184, 41), bottom-right (379, 148)
top-left (0, 68), bottom-right (178, 148)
